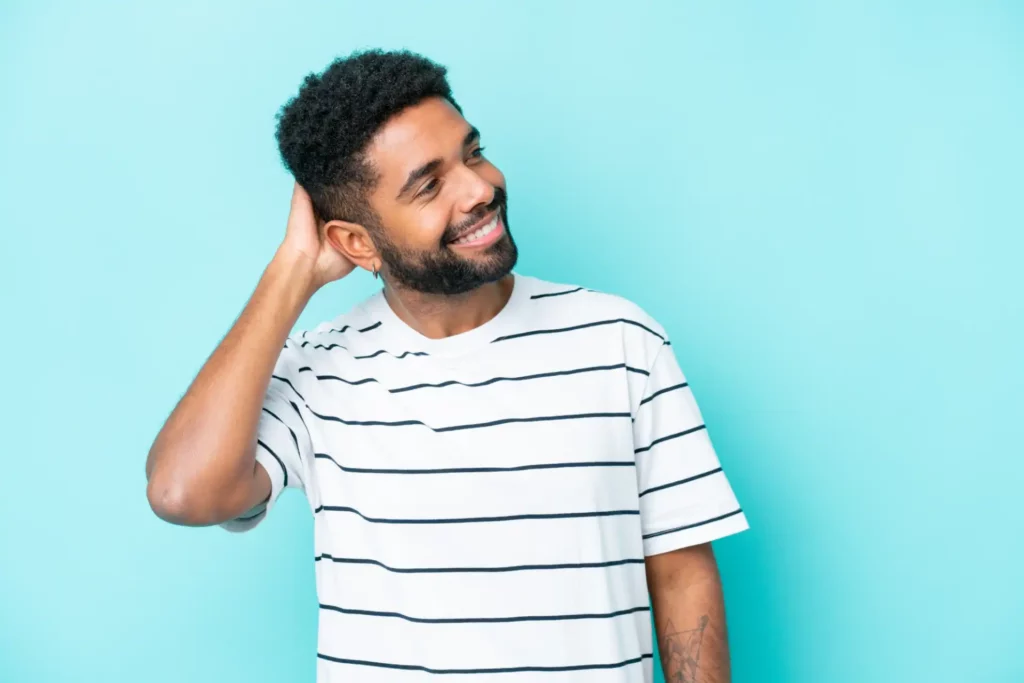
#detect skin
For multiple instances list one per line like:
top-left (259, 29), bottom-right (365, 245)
top-left (647, 543), bottom-right (732, 682)
top-left (144, 95), bottom-right (732, 680)
top-left (144, 97), bottom-right (512, 520)
top-left (323, 97), bottom-right (516, 338)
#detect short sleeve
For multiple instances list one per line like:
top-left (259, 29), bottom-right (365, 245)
top-left (221, 343), bottom-right (314, 533)
top-left (633, 342), bottom-right (749, 556)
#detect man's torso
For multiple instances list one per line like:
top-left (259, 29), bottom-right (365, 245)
top-left (286, 275), bottom-right (665, 681)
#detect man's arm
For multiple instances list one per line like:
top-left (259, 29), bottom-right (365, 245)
top-left (646, 543), bottom-right (731, 683)
top-left (145, 184), bottom-right (352, 527)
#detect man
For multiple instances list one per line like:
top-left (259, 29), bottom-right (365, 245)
top-left (146, 49), bottom-right (748, 683)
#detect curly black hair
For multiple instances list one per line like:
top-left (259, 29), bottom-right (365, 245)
top-left (275, 49), bottom-right (462, 226)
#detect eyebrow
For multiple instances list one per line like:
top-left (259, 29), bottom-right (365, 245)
top-left (396, 126), bottom-right (482, 201)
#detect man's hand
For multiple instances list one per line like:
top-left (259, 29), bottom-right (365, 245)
top-left (278, 182), bottom-right (356, 291)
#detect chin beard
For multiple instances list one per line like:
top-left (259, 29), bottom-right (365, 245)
top-left (375, 195), bottom-right (517, 296)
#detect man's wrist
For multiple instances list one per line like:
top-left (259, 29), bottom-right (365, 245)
top-left (267, 245), bottom-right (320, 304)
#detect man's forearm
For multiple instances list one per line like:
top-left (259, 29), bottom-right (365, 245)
top-left (145, 246), bottom-right (316, 524)
top-left (647, 545), bottom-right (731, 683)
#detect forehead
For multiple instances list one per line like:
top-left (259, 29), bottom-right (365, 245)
top-left (365, 97), bottom-right (470, 188)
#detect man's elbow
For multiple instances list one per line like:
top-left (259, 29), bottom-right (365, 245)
top-left (146, 473), bottom-right (222, 527)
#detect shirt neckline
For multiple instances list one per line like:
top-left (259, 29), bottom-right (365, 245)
top-left (363, 273), bottom-right (532, 358)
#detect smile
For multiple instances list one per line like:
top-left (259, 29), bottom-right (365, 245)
top-left (450, 213), bottom-right (503, 248)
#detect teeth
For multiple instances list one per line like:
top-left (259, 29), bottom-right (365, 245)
top-left (453, 216), bottom-right (499, 245)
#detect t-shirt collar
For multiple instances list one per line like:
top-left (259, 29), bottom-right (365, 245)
top-left (362, 272), bottom-right (532, 357)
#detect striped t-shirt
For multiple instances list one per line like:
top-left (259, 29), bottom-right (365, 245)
top-left (224, 273), bottom-right (748, 682)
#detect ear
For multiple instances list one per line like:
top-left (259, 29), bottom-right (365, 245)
top-left (323, 220), bottom-right (380, 275)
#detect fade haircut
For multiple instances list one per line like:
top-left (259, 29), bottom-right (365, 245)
top-left (276, 49), bottom-right (462, 226)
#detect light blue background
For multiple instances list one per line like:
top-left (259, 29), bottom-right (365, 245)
top-left (1, 1), bottom-right (1021, 681)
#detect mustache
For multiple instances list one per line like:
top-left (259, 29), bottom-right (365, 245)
top-left (442, 187), bottom-right (507, 243)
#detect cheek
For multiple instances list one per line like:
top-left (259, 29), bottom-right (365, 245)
top-left (387, 206), bottom-right (451, 248)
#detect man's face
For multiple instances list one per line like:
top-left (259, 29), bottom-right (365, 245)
top-left (362, 97), bottom-right (517, 295)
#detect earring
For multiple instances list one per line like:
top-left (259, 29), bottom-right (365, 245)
top-left (372, 262), bottom-right (379, 279)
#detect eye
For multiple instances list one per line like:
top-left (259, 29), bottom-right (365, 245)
top-left (469, 146), bottom-right (486, 160)
top-left (418, 178), bottom-right (440, 198)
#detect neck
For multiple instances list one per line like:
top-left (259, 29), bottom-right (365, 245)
top-left (382, 275), bottom-right (515, 339)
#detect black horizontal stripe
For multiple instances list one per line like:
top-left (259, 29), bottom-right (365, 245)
top-left (634, 424), bottom-right (707, 454)
top-left (492, 318), bottom-right (665, 343)
top-left (314, 553), bottom-right (645, 573)
top-left (354, 348), bottom-right (428, 360)
top-left (309, 373), bottom-right (378, 388)
top-left (307, 410), bottom-right (424, 428)
top-left (302, 341), bottom-right (340, 349)
top-left (236, 507), bottom-right (266, 522)
top-left (642, 509), bottom-right (744, 540)
top-left (317, 652), bottom-right (653, 675)
top-left (262, 407), bottom-right (299, 453)
top-left (312, 505), bottom-right (639, 525)
top-left (326, 320), bottom-right (382, 335)
top-left (638, 382), bottom-right (689, 406)
top-left (261, 402), bottom-right (309, 455)
top-left (270, 374), bottom-right (305, 402)
top-left (256, 439), bottom-right (288, 488)
top-left (530, 286), bottom-right (584, 299)
top-left (308, 409), bottom-right (632, 433)
top-left (301, 342), bottom-right (428, 359)
top-left (297, 363), bottom-right (649, 395)
top-left (319, 602), bottom-right (650, 624)
top-left (638, 468), bottom-right (723, 498)
top-left (391, 363), bottom-right (649, 393)
top-left (287, 399), bottom-right (309, 440)
top-left (314, 452), bottom-right (635, 475)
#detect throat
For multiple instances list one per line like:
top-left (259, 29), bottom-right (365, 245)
top-left (383, 276), bottom-right (514, 340)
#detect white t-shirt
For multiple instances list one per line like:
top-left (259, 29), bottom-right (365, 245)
top-left (224, 273), bottom-right (748, 682)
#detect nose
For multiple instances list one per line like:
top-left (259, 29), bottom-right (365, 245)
top-left (454, 164), bottom-right (495, 216)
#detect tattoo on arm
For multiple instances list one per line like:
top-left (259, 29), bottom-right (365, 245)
top-left (659, 615), bottom-right (709, 683)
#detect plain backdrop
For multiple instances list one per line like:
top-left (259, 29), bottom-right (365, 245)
top-left (1, 1), bottom-right (1021, 681)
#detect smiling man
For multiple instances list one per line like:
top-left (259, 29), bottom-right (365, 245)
top-left (145, 50), bottom-right (748, 683)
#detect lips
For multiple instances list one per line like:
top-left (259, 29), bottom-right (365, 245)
top-left (450, 213), bottom-right (501, 246)
top-left (447, 206), bottom-right (498, 243)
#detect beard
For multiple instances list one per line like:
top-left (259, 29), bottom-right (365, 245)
top-left (372, 186), bottom-right (518, 296)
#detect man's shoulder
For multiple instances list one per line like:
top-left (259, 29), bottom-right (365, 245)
top-left (522, 275), bottom-right (668, 341)
top-left (278, 293), bottom-right (384, 364)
